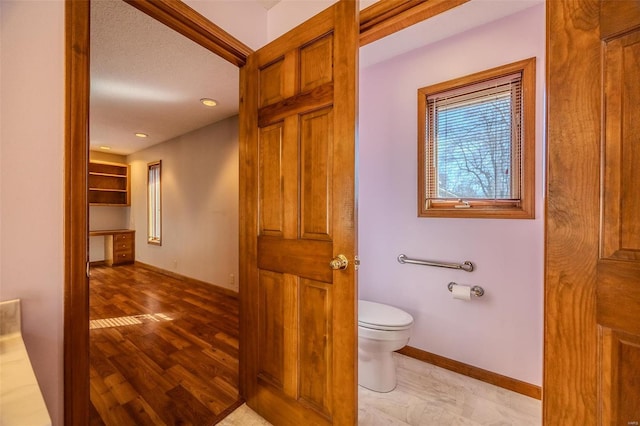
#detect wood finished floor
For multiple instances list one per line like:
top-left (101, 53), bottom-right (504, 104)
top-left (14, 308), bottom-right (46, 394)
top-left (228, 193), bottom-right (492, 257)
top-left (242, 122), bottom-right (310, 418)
top-left (89, 264), bottom-right (241, 425)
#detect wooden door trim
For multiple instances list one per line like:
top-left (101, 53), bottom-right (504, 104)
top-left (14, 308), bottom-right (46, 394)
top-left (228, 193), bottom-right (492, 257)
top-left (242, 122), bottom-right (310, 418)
top-left (331, 2), bottom-right (359, 420)
top-left (121, 0), bottom-right (471, 67)
top-left (544, 0), bottom-right (600, 423)
top-left (124, 0), bottom-right (253, 67)
top-left (359, 0), bottom-right (470, 46)
top-left (65, 2), bottom-right (90, 424)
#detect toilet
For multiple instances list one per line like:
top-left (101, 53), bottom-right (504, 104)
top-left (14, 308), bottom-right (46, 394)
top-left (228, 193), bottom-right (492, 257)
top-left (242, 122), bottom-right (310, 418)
top-left (358, 300), bottom-right (414, 392)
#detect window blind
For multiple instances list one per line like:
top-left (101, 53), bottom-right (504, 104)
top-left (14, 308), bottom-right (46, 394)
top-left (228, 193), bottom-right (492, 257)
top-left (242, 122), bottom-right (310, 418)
top-left (148, 162), bottom-right (161, 242)
top-left (425, 73), bottom-right (523, 203)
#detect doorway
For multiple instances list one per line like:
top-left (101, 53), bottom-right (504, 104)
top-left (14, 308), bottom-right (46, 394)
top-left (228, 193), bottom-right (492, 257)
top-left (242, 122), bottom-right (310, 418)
top-left (65, 1), bottom-right (252, 423)
top-left (87, 1), bottom-right (243, 423)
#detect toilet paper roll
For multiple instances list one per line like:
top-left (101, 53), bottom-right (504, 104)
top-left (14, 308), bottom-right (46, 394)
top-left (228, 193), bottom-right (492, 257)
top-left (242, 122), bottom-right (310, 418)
top-left (452, 284), bottom-right (472, 300)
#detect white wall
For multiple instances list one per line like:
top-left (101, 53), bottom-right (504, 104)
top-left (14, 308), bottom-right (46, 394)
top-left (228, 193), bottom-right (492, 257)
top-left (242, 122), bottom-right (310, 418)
top-left (127, 116), bottom-right (239, 292)
top-left (184, 0), bottom-right (268, 50)
top-left (266, 0), bottom-right (377, 43)
top-left (267, 0), bottom-right (335, 41)
top-left (0, 1), bottom-right (64, 423)
top-left (358, 4), bottom-right (545, 386)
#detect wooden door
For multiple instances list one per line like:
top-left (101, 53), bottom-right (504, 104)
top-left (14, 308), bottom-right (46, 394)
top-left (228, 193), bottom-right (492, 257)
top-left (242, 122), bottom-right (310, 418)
top-left (239, 1), bottom-right (358, 425)
top-left (545, 1), bottom-right (640, 424)
top-left (597, 2), bottom-right (640, 423)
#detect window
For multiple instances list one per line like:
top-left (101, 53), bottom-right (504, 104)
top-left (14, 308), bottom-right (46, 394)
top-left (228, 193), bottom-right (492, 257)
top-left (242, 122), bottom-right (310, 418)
top-left (418, 58), bottom-right (535, 218)
top-left (147, 161), bottom-right (162, 244)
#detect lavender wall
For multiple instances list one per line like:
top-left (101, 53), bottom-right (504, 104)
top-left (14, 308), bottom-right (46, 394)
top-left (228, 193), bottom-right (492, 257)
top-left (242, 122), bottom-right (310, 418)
top-left (358, 4), bottom-right (545, 385)
top-left (0, 1), bottom-right (65, 423)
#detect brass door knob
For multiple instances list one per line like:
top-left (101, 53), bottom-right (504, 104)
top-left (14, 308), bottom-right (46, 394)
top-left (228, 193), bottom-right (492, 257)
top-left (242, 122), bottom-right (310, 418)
top-left (330, 254), bottom-right (349, 270)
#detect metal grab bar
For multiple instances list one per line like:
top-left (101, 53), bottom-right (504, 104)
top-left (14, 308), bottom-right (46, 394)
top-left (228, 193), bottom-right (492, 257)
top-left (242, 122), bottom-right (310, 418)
top-left (397, 254), bottom-right (474, 272)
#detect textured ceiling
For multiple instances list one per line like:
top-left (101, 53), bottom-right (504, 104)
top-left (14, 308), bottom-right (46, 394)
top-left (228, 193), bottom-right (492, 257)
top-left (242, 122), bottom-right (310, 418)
top-left (90, 0), bottom-right (240, 155)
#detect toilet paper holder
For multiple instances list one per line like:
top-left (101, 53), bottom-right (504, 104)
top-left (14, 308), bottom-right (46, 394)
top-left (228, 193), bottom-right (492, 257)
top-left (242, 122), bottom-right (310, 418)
top-left (447, 282), bottom-right (485, 297)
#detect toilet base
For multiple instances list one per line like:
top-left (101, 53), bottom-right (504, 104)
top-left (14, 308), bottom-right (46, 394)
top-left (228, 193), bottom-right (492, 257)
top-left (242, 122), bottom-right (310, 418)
top-left (358, 349), bottom-right (398, 392)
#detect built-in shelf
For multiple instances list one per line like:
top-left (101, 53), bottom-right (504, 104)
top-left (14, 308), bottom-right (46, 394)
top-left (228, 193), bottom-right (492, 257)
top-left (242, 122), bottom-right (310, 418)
top-left (89, 161), bottom-right (130, 206)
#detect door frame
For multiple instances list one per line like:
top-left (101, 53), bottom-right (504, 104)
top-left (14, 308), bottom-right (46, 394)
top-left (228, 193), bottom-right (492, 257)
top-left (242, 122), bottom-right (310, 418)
top-left (544, 0), bottom-right (600, 421)
top-left (64, 1), bottom-right (472, 424)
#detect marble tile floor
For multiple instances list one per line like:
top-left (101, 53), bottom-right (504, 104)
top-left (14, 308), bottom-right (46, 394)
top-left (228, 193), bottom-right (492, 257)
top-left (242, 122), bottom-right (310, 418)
top-left (219, 353), bottom-right (541, 426)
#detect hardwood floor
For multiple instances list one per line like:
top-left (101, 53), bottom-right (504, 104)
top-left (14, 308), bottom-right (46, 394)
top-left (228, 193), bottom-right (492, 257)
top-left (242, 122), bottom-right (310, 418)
top-left (89, 264), bottom-right (241, 425)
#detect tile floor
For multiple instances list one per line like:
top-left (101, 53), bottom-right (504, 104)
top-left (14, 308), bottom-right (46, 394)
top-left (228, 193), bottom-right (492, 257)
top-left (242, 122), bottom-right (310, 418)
top-left (219, 353), bottom-right (541, 425)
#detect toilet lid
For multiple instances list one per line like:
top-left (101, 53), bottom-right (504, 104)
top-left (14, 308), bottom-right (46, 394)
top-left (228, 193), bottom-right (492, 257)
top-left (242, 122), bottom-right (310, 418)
top-left (358, 300), bottom-right (413, 331)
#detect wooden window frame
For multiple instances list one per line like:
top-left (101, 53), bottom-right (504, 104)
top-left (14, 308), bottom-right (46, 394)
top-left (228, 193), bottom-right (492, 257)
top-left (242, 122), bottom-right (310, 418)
top-left (417, 57), bottom-right (536, 219)
top-left (147, 160), bottom-right (162, 245)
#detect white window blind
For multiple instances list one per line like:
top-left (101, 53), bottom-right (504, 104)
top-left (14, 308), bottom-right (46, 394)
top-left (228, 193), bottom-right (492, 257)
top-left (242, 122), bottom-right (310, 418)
top-left (148, 161), bottom-right (161, 244)
top-left (426, 73), bottom-right (523, 203)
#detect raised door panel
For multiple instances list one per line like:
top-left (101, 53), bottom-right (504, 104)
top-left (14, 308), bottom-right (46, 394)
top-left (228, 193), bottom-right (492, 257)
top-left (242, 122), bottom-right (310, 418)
top-left (259, 124), bottom-right (285, 236)
top-left (299, 279), bottom-right (333, 418)
top-left (618, 337), bottom-right (640, 423)
top-left (260, 60), bottom-right (286, 108)
top-left (300, 35), bottom-right (333, 93)
top-left (600, 329), bottom-right (640, 425)
top-left (602, 30), bottom-right (640, 261)
top-left (301, 107), bottom-right (333, 240)
top-left (257, 270), bottom-right (285, 388)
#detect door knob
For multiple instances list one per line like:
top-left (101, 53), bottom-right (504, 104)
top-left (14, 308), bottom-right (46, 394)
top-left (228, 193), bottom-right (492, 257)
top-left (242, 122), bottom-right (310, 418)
top-left (329, 254), bottom-right (349, 270)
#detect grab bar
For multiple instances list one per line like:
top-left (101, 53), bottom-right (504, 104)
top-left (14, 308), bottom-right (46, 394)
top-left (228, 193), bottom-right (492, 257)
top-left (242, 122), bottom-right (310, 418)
top-left (397, 254), bottom-right (474, 272)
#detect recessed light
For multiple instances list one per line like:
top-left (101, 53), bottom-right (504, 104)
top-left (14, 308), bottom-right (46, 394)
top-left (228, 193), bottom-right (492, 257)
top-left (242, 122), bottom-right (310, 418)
top-left (200, 98), bottom-right (217, 107)
top-left (135, 133), bottom-right (148, 138)
top-left (99, 146), bottom-right (111, 150)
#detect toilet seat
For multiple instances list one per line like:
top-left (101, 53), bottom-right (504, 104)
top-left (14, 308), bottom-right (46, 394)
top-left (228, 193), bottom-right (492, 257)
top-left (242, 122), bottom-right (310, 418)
top-left (358, 300), bottom-right (413, 331)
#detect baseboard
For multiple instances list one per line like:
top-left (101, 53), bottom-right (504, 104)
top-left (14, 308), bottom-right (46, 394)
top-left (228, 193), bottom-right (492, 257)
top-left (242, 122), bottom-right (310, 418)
top-left (397, 346), bottom-right (541, 400)
top-left (89, 260), bottom-right (106, 266)
top-left (134, 261), bottom-right (239, 299)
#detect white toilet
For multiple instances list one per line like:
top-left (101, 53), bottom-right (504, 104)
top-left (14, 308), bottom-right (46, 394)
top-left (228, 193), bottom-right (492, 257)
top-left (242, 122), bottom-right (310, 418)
top-left (358, 300), bottom-right (414, 392)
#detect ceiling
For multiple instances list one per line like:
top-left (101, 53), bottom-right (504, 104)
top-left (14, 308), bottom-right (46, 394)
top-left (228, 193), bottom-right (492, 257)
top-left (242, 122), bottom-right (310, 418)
top-left (359, 0), bottom-right (542, 68)
top-left (90, 0), bottom-right (241, 155)
top-left (90, 0), bottom-right (542, 156)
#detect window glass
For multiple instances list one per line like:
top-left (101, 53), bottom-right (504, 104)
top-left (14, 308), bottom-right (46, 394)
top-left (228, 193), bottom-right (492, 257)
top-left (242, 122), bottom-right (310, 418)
top-left (148, 161), bottom-right (161, 244)
top-left (428, 79), bottom-right (520, 200)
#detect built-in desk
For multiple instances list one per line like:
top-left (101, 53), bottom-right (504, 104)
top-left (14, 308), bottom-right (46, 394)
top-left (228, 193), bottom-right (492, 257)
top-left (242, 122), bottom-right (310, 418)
top-left (89, 229), bottom-right (135, 266)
